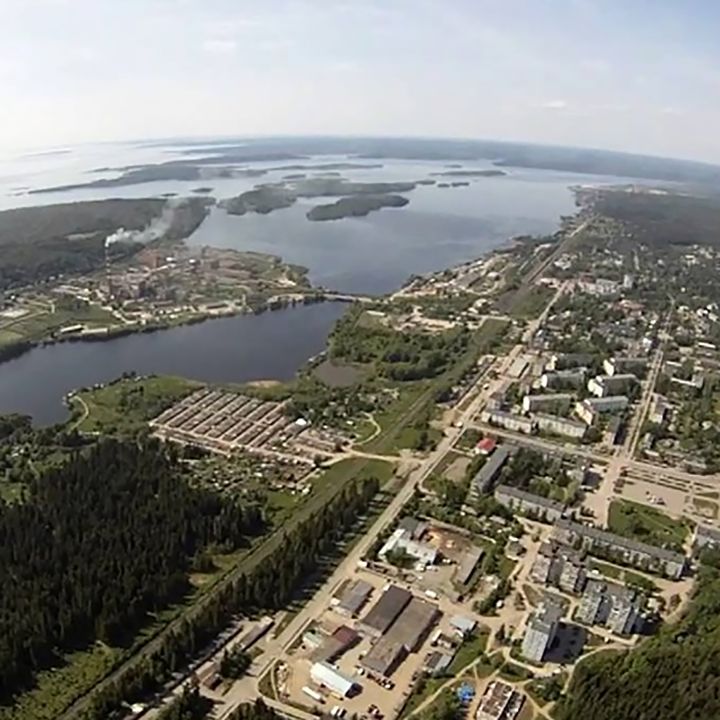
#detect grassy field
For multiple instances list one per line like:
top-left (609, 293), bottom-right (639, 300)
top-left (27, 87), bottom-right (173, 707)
top-left (607, 499), bottom-right (689, 552)
top-left (0, 303), bottom-right (118, 345)
top-left (73, 374), bottom-right (202, 434)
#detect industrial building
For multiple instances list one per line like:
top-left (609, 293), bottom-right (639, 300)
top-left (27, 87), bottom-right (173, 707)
top-left (359, 585), bottom-right (412, 638)
top-left (553, 518), bottom-right (686, 579)
top-left (471, 445), bottom-right (512, 495)
top-left (454, 546), bottom-right (484, 586)
top-left (534, 413), bottom-right (587, 440)
top-left (379, 526), bottom-right (438, 568)
top-left (310, 661), bottom-right (358, 698)
top-left (361, 597), bottom-right (441, 676)
top-left (530, 541), bottom-right (587, 593)
top-left (481, 409), bottom-right (535, 435)
top-left (332, 579), bottom-right (373, 617)
top-left (521, 602), bottom-right (562, 662)
top-left (575, 396), bottom-right (629, 425)
top-left (310, 626), bottom-right (361, 663)
top-left (521, 393), bottom-right (573, 414)
top-left (494, 485), bottom-right (566, 523)
top-left (576, 580), bottom-right (641, 635)
top-left (476, 681), bottom-right (526, 720)
top-left (587, 374), bottom-right (638, 398)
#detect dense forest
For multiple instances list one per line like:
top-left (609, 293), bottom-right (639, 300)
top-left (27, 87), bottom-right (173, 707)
top-left (0, 197), bottom-right (210, 290)
top-left (78, 475), bottom-right (380, 719)
top-left (0, 439), bottom-right (264, 699)
top-left (555, 551), bottom-right (720, 720)
top-left (589, 189), bottom-right (720, 248)
top-left (330, 308), bottom-right (471, 381)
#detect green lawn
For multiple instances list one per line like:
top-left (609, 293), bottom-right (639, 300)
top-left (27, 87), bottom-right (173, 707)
top-left (607, 499), bottom-right (689, 552)
top-left (0, 644), bottom-right (120, 720)
top-left (73, 374), bottom-right (202, 434)
top-left (447, 628), bottom-right (490, 674)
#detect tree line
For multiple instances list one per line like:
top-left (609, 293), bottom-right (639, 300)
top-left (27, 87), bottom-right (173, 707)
top-left (0, 438), bottom-right (264, 700)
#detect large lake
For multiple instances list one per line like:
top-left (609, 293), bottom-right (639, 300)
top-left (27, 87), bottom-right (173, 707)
top-left (0, 143), bottom-right (627, 423)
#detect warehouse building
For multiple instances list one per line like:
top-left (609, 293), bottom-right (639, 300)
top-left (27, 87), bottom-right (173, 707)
top-left (494, 485), bottom-right (566, 523)
top-left (332, 579), bottom-right (373, 617)
top-left (310, 661), bottom-right (358, 698)
top-left (454, 545), bottom-right (484, 586)
top-left (310, 625), bottom-right (361, 663)
top-left (359, 585), bottom-right (412, 638)
top-left (361, 597), bottom-right (441, 676)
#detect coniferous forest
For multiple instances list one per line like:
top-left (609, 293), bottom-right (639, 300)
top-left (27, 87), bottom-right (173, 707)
top-left (0, 438), bottom-right (264, 700)
top-left (80, 474), bottom-right (379, 720)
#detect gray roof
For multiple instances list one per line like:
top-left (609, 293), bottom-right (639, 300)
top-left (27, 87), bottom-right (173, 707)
top-left (495, 484), bottom-right (566, 512)
top-left (337, 579), bottom-right (373, 614)
top-left (529, 602), bottom-right (563, 632)
top-left (473, 446), bottom-right (512, 494)
top-left (584, 395), bottom-right (629, 409)
top-left (534, 413), bottom-right (587, 431)
top-left (556, 518), bottom-right (686, 565)
top-left (360, 585), bottom-right (412, 634)
top-left (696, 524), bottom-right (720, 542)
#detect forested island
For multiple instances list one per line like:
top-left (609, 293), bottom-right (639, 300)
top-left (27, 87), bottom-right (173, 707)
top-left (306, 194), bottom-right (409, 221)
top-left (221, 187), bottom-right (297, 215)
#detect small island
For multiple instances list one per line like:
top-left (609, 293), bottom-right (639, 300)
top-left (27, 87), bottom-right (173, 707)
top-left (220, 186), bottom-right (297, 215)
top-left (431, 169), bottom-right (507, 178)
top-left (306, 194), bottom-right (409, 221)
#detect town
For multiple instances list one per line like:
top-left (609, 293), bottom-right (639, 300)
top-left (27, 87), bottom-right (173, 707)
top-left (4, 186), bottom-right (720, 720)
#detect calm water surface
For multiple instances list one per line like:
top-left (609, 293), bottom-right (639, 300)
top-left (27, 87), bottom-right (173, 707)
top-left (0, 303), bottom-right (346, 425)
top-left (0, 145), bottom-right (627, 423)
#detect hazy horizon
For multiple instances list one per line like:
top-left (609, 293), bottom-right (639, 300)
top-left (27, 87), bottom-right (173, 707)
top-left (2, 0), bottom-right (719, 162)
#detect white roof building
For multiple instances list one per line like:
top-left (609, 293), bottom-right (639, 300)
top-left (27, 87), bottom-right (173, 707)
top-left (310, 662), bottom-right (357, 698)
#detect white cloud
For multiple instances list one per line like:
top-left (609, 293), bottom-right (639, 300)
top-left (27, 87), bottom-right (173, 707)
top-left (202, 39), bottom-right (237, 55)
top-left (542, 100), bottom-right (568, 110)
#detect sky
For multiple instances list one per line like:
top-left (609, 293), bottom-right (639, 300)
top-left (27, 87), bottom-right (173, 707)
top-left (1, 0), bottom-right (720, 162)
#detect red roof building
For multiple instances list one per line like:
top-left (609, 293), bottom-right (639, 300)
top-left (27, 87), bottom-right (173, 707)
top-left (477, 437), bottom-right (497, 455)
